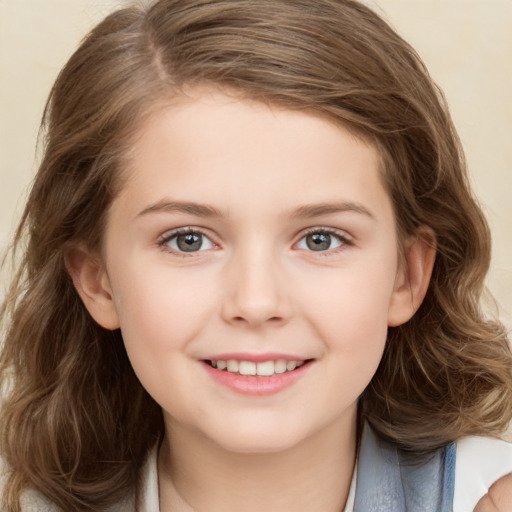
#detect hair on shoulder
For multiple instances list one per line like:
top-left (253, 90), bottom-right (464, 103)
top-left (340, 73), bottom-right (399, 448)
top-left (1, 0), bottom-right (511, 510)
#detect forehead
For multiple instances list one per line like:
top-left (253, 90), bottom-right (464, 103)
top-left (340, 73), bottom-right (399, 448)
top-left (114, 89), bottom-right (393, 226)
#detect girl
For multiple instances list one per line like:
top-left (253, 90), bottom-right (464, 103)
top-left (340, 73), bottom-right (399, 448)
top-left (1, 1), bottom-right (511, 511)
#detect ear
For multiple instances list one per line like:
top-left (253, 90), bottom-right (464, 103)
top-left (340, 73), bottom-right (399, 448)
top-left (387, 227), bottom-right (436, 327)
top-left (65, 247), bottom-right (120, 330)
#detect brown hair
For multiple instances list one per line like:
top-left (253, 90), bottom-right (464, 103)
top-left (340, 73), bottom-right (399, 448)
top-left (1, 0), bottom-right (511, 509)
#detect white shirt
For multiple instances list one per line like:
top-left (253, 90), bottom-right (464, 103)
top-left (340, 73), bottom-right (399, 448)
top-left (2, 434), bottom-right (510, 511)
top-left (453, 435), bottom-right (512, 511)
top-left (138, 436), bottom-right (512, 511)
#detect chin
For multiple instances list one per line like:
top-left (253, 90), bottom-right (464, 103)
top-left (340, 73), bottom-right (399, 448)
top-left (207, 422), bottom-right (306, 455)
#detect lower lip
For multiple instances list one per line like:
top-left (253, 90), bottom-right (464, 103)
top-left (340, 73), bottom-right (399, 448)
top-left (202, 361), bottom-right (313, 396)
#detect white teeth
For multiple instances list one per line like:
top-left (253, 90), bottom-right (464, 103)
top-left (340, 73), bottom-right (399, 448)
top-left (256, 361), bottom-right (274, 376)
top-left (227, 360), bottom-right (239, 372)
top-left (211, 359), bottom-right (307, 376)
top-left (286, 361), bottom-right (297, 371)
top-left (274, 359), bottom-right (287, 374)
top-left (239, 361), bottom-right (257, 375)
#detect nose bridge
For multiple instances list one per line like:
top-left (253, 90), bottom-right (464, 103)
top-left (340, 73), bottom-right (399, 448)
top-left (222, 237), bottom-right (291, 327)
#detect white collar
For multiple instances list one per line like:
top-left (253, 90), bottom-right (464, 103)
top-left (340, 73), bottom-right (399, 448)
top-left (138, 444), bottom-right (159, 512)
top-left (453, 435), bottom-right (512, 511)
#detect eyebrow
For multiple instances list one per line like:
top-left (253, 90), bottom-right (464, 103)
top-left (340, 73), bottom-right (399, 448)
top-left (136, 199), bottom-right (374, 220)
top-left (136, 200), bottom-right (223, 219)
top-left (290, 201), bottom-right (375, 220)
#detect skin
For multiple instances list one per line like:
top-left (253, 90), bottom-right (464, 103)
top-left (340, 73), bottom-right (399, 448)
top-left (474, 475), bottom-right (512, 512)
top-left (68, 89), bottom-right (437, 512)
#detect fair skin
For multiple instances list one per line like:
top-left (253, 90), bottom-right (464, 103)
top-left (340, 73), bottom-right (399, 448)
top-left (475, 475), bottom-right (512, 512)
top-left (68, 89), bottom-right (440, 512)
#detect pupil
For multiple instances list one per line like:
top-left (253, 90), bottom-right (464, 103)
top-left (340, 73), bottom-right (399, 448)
top-left (306, 233), bottom-right (331, 251)
top-left (177, 233), bottom-right (202, 252)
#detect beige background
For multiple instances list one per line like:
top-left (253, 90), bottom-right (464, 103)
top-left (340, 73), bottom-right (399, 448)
top-left (1, 0), bottom-right (511, 329)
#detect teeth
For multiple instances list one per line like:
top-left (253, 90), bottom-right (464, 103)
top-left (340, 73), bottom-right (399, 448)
top-left (274, 359), bottom-right (287, 374)
top-left (239, 361), bottom-right (257, 375)
top-left (210, 359), bottom-right (306, 376)
top-left (227, 360), bottom-right (239, 372)
top-left (286, 361), bottom-right (297, 371)
top-left (256, 361), bottom-right (274, 376)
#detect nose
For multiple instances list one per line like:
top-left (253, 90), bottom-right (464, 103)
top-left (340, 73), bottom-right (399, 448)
top-left (221, 246), bottom-right (293, 329)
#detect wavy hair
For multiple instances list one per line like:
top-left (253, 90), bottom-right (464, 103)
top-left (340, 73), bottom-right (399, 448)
top-left (1, 0), bottom-right (511, 509)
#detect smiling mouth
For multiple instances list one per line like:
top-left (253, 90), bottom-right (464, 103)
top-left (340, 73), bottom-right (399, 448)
top-left (204, 359), bottom-right (314, 377)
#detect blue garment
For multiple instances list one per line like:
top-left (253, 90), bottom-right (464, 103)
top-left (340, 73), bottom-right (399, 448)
top-left (354, 424), bottom-right (456, 511)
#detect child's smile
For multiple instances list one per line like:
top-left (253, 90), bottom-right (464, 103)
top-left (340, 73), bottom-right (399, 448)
top-left (5, 0), bottom-right (511, 508)
top-left (91, 88), bottom-right (422, 455)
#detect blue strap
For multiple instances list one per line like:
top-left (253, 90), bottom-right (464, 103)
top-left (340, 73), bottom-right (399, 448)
top-left (354, 424), bottom-right (456, 511)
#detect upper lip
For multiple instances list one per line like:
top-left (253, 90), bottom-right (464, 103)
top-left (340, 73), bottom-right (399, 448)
top-left (202, 353), bottom-right (312, 363)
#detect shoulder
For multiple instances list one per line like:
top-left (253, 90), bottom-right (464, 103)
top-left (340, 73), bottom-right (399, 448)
top-left (1, 459), bottom-right (60, 512)
top-left (1, 456), bottom-right (134, 512)
top-left (1, 454), bottom-right (58, 511)
top-left (473, 474), bottom-right (512, 512)
top-left (453, 435), bottom-right (512, 512)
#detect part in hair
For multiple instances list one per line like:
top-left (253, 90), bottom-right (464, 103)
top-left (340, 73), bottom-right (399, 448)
top-left (1, 1), bottom-right (511, 510)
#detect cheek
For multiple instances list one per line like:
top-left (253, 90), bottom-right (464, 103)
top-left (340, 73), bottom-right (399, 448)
top-left (298, 257), bottom-right (397, 333)
top-left (296, 256), bottom-right (396, 378)
top-left (109, 272), bottom-right (201, 412)
top-left (111, 260), bottom-right (215, 340)
top-left (106, 261), bottom-right (218, 391)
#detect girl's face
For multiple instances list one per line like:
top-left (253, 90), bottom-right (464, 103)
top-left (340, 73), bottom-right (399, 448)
top-left (75, 89), bottom-right (431, 454)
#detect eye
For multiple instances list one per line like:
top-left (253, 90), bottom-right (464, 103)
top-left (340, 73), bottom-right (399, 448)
top-left (160, 229), bottom-right (215, 253)
top-left (296, 229), bottom-right (350, 252)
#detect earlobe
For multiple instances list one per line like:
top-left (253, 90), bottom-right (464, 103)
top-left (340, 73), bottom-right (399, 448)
top-left (387, 227), bottom-right (436, 327)
top-left (65, 247), bottom-right (120, 330)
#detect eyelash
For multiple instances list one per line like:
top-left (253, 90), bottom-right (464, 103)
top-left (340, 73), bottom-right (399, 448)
top-left (296, 227), bottom-right (353, 255)
top-left (157, 226), bottom-right (353, 257)
top-left (157, 227), bottom-right (218, 257)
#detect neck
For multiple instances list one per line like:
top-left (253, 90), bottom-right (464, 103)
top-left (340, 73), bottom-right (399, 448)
top-left (158, 415), bottom-right (357, 512)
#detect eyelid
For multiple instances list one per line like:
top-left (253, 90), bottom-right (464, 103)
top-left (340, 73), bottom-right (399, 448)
top-left (156, 225), bottom-right (353, 256)
top-left (157, 226), bottom-right (219, 255)
top-left (294, 226), bottom-right (354, 253)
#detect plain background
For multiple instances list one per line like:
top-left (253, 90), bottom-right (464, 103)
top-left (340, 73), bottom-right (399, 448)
top-left (1, 0), bottom-right (511, 330)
